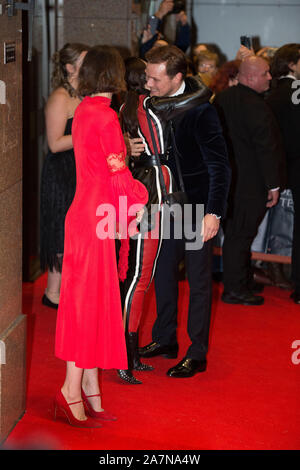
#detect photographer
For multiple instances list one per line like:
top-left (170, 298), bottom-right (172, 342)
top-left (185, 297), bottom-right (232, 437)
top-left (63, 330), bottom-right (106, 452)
top-left (139, 0), bottom-right (190, 59)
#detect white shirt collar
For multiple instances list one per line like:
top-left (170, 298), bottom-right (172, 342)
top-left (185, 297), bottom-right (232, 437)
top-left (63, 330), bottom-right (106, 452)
top-left (169, 81), bottom-right (186, 97)
top-left (279, 74), bottom-right (296, 80)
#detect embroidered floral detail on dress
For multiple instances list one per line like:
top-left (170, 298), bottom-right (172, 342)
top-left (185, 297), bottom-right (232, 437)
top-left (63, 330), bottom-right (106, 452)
top-left (106, 152), bottom-right (126, 173)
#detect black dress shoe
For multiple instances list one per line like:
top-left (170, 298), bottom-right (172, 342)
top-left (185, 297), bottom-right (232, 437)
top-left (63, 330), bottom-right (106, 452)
top-left (222, 289), bottom-right (264, 306)
top-left (139, 341), bottom-right (178, 359)
top-left (167, 357), bottom-right (207, 378)
top-left (42, 294), bottom-right (58, 309)
top-left (290, 291), bottom-right (300, 304)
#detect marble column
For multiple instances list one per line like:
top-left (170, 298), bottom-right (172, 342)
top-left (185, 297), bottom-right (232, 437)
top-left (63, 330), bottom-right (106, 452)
top-left (0, 5), bottom-right (26, 443)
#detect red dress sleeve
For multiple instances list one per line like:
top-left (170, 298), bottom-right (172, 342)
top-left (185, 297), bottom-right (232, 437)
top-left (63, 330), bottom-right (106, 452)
top-left (100, 116), bottom-right (148, 281)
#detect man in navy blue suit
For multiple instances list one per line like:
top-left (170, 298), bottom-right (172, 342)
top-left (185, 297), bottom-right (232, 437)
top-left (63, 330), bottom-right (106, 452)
top-left (138, 45), bottom-right (231, 377)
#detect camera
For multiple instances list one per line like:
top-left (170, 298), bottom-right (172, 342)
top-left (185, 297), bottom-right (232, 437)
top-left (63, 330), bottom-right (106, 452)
top-left (171, 0), bottom-right (186, 14)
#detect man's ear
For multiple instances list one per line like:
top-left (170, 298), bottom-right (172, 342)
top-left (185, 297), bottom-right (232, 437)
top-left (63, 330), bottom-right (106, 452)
top-left (174, 72), bottom-right (183, 85)
top-left (246, 73), bottom-right (254, 87)
top-left (288, 61), bottom-right (296, 74)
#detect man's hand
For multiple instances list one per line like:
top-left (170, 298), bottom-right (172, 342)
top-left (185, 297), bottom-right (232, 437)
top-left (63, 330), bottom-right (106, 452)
top-left (201, 214), bottom-right (220, 242)
top-left (235, 45), bottom-right (255, 61)
top-left (176, 11), bottom-right (188, 25)
top-left (266, 189), bottom-right (280, 208)
top-left (129, 137), bottom-right (145, 157)
top-left (155, 0), bottom-right (174, 19)
top-left (141, 24), bottom-right (154, 44)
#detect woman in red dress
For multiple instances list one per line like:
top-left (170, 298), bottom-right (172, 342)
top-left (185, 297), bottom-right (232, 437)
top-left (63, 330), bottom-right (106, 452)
top-left (54, 46), bottom-right (148, 427)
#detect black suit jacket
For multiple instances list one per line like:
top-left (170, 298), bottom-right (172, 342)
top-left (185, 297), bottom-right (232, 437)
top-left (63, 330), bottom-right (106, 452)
top-left (167, 99), bottom-right (231, 219)
top-left (215, 83), bottom-right (284, 200)
top-left (266, 77), bottom-right (300, 188)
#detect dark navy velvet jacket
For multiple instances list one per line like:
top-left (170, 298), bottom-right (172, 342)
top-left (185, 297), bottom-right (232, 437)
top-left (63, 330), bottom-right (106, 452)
top-left (167, 100), bottom-right (231, 219)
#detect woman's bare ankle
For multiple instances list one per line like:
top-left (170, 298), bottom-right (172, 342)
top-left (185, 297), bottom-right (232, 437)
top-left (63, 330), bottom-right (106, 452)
top-left (60, 387), bottom-right (87, 421)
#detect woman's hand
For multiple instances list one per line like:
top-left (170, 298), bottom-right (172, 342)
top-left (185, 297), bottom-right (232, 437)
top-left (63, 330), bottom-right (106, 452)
top-left (128, 137), bottom-right (145, 157)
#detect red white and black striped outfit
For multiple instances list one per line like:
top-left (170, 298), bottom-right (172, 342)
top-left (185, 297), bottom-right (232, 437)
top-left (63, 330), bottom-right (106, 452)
top-left (122, 95), bottom-right (173, 334)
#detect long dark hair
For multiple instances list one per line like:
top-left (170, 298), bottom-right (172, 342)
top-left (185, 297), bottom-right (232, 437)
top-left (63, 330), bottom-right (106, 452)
top-left (121, 57), bottom-right (148, 138)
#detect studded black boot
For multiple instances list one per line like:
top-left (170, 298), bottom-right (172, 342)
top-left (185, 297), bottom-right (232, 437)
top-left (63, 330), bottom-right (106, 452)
top-left (128, 332), bottom-right (154, 371)
top-left (117, 332), bottom-right (142, 384)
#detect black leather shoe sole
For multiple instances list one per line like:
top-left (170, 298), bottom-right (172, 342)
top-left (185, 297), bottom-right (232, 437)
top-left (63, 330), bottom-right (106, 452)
top-left (222, 292), bottom-right (264, 306)
top-left (139, 342), bottom-right (178, 359)
top-left (290, 292), bottom-right (300, 304)
top-left (42, 294), bottom-right (58, 309)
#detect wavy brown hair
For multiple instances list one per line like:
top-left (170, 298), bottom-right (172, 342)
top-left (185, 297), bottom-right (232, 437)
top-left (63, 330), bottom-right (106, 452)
top-left (78, 45), bottom-right (126, 97)
top-left (51, 43), bottom-right (89, 97)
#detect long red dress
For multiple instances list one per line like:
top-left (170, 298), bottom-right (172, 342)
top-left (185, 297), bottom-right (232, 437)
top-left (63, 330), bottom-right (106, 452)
top-left (55, 96), bottom-right (148, 369)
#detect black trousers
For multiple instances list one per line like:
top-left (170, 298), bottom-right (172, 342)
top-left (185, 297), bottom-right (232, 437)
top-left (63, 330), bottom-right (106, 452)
top-left (222, 196), bottom-right (267, 293)
top-left (290, 184), bottom-right (300, 293)
top-left (153, 222), bottom-right (213, 361)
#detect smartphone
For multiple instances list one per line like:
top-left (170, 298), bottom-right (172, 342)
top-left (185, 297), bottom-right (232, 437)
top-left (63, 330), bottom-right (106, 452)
top-left (148, 15), bottom-right (159, 35)
top-left (240, 35), bottom-right (252, 49)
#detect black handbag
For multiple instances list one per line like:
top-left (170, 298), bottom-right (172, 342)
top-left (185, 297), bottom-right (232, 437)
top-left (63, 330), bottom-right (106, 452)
top-left (145, 105), bottom-right (188, 217)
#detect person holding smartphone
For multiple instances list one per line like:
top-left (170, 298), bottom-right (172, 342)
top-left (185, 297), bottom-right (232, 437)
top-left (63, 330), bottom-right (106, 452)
top-left (140, 0), bottom-right (190, 59)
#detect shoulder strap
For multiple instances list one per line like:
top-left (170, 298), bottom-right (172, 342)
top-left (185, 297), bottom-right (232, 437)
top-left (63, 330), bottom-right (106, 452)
top-left (145, 104), bottom-right (169, 201)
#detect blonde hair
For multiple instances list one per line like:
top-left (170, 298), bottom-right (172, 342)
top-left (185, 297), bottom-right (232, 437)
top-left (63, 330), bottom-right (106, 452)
top-left (196, 51), bottom-right (219, 68)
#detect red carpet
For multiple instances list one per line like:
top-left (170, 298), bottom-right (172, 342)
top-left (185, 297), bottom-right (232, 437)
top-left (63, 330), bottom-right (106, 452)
top-left (3, 273), bottom-right (300, 450)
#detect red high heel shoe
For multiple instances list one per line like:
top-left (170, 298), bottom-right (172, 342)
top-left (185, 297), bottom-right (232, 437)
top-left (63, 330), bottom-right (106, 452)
top-left (81, 388), bottom-right (117, 421)
top-left (53, 390), bottom-right (102, 428)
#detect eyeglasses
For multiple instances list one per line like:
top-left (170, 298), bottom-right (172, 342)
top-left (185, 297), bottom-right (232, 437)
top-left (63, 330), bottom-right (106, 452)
top-left (198, 63), bottom-right (216, 70)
